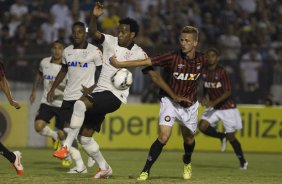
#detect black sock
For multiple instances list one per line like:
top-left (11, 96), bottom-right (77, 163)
top-left (0, 142), bottom-right (16, 163)
top-left (183, 140), bottom-right (195, 164)
top-left (142, 139), bottom-right (165, 173)
top-left (230, 139), bottom-right (246, 166)
top-left (202, 125), bottom-right (226, 140)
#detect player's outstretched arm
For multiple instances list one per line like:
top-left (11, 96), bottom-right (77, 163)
top-left (47, 66), bottom-right (67, 102)
top-left (148, 70), bottom-right (192, 105)
top-left (88, 2), bottom-right (103, 41)
top-left (110, 55), bottom-right (152, 68)
top-left (30, 71), bottom-right (43, 104)
top-left (0, 75), bottom-right (20, 109)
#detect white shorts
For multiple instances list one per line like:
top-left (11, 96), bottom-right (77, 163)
top-left (159, 97), bottom-right (199, 134)
top-left (200, 107), bottom-right (242, 133)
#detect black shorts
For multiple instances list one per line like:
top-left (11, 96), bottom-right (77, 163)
top-left (58, 100), bottom-right (76, 130)
top-left (35, 103), bottom-right (62, 129)
top-left (84, 91), bottom-right (121, 132)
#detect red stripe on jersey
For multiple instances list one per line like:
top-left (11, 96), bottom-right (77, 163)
top-left (151, 50), bottom-right (207, 102)
top-left (202, 66), bottom-right (235, 109)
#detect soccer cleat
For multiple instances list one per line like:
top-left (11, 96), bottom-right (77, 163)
top-left (87, 156), bottom-right (95, 168)
top-left (220, 137), bottom-right (227, 152)
top-left (52, 139), bottom-right (60, 150)
top-left (67, 166), bottom-right (87, 174)
top-left (240, 161), bottom-right (248, 170)
top-left (53, 146), bottom-right (69, 159)
top-left (12, 151), bottom-right (24, 175)
top-left (183, 163), bottom-right (192, 179)
top-left (137, 172), bottom-right (149, 181)
top-left (93, 165), bottom-right (113, 179)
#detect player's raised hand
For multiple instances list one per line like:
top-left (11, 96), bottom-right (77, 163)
top-left (9, 99), bottom-right (21, 109)
top-left (93, 2), bottom-right (104, 18)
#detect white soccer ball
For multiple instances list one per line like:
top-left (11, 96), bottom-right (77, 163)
top-left (111, 68), bottom-right (133, 90)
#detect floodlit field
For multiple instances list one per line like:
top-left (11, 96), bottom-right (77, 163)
top-left (0, 148), bottom-right (281, 184)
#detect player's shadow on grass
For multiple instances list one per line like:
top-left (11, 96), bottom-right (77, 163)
top-left (194, 163), bottom-right (233, 169)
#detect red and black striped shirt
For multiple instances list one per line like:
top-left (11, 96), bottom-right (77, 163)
top-left (202, 66), bottom-right (236, 109)
top-left (151, 50), bottom-right (207, 102)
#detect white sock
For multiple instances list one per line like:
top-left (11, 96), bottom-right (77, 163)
top-left (39, 126), bottom-right (58, 140)
top-left (64, 100), bottom-right (86, 149)
top-left (79, 136), bottom-right (108, 170)
top-left (69, 146), bottom-right (84, 168)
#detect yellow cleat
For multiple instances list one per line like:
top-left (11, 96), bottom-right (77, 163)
top-left (52, 139), bottom-right (60, 150)
top-left (183, 163), bottom-right (192, 180)
top-left (137, 171), bottom-right (149, 181)
top-left (61, 159), bottom-right (72, 167)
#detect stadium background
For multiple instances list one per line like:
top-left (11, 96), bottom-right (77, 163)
top-left (0, 0), bottom-right (281, 153)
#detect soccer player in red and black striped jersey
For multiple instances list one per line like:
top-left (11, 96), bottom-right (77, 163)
top-left (0, 59), bottom-right (24, 175)
top-left (110, 26), bottom-right (206, 180)
top-left (198, 48), bottom-right (248, 170)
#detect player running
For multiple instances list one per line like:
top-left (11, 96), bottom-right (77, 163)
top-left (198, 48), bottom-right (248, 169)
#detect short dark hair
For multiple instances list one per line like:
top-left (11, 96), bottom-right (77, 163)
top-left (206, 48), bottom-right (220, 56)
top-left (52, 40), bottom-right (65, 47)
top-left (72, 21), bottom-right (86, 31)
top-left (181, 26), bottom-right (199, 41)
top-left (119, 17), bottom-right (139, 37)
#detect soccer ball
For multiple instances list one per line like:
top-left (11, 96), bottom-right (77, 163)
top-left (111, 68), bottom-right (133, 90)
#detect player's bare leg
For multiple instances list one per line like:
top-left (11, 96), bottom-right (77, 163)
top-left (137, 125), bottom-right (172, 180)
top-left (226, 132), bottom-right (248, 169)
top-left (198, 120), bottom-right (227, 152)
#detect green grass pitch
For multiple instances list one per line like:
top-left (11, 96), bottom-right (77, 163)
top-left (0, 148), bottom-right (281, 184)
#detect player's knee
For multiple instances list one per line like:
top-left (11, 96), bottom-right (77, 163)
top-left (34, 121), bottom-right (45, 133)
top-left (226, 132), bottom-right (236, 141)
top-left (78, 136), bottom-right (99, 154)
top-left (158, 134), bottom-right (170, 144)
top-left (73, 100), bottom-right (87, 116)
top-left (198, 120), bottom-right (209, 132)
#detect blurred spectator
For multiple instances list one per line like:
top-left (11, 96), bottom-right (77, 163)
top-left (239, 44), bottom-right (263, 103)
top-left (40, 14), bottom-right (59, 44)
top-left (101, 4), bottom-right (120, 35)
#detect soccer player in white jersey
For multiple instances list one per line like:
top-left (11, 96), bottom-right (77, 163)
top-left (53, 2), bottom-right (149, 179)
top-left (47, 22), bottom-right (103, 173)
top-left (29, 40), bottom-right (73, 167)
top-left (30, 40), bottom-right (65, 145)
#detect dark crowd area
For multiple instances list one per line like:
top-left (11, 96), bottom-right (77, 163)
top-left (0, 0), bottom-right (282, 105)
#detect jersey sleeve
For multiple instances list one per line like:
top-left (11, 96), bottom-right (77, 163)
top-left (39, 59), bottom-right (44, 73)
top-left (151, 52), bottom-right (174, 67)
top-left (102, 34), bottom-right (117, 49)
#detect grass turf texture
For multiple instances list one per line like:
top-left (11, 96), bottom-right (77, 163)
top-left (0, 148), bottom-right (281, 184)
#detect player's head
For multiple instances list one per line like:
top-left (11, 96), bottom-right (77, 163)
top-left (51, 40), bottom-right (65, 60)
top-left (206, 48), bottom-right (220, 66)
top-left (179, 26), bottom-right (198, 55)
top-left (72, 21), bottom-right (87, 47)
top-left (117, 17), bottom-right (139, 47)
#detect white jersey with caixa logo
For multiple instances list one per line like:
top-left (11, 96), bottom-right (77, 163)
top-left (40, 57), bottom-right (67, 107)
top-left (93, 34), bottom-right (148, 103)
top-left (63, 43), bottom-right (103, 101)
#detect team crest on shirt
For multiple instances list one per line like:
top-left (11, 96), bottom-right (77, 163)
top-left (215, 74), bottom-right (219, 80)
top-left (164, 116), bottom-right (171, 122)
top-left (124, 51), bottom-right (132, 60)
top-left (196, 63), bottom-right (201, 70)
top-left (82, 51), bottom-right (89, 58)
